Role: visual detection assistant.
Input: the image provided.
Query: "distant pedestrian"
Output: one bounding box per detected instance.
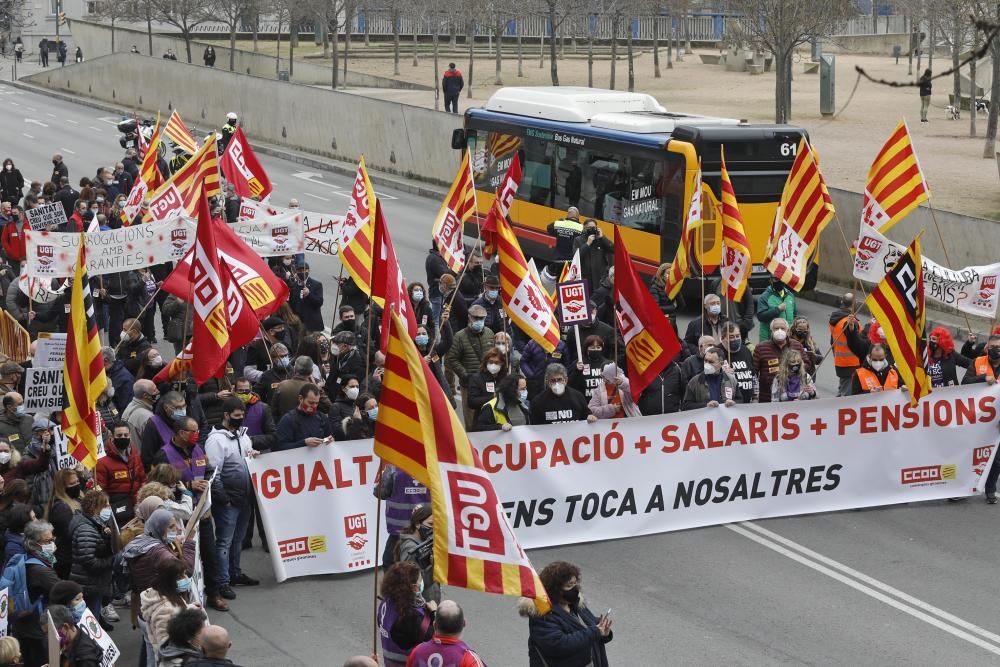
[39,38,48,67]
[130,44,139,54]
[203,46,216,67]
[56,40,66,65]
[74,46,82,63]
[442,63,464,114]
[919,68,932,123]
[13,38,22,63]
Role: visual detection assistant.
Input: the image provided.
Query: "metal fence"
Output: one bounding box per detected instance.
[192,12,906,41]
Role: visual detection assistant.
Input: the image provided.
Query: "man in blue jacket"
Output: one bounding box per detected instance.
[274,384,334,450]
[442,63,464,113]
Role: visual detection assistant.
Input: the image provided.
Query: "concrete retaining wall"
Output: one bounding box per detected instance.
[23,53,461,184]
[68,19,428,90]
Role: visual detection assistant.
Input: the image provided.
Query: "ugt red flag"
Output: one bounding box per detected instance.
[613,227,682,400]
[187,196,233,384]
[220,126,273,201]
[482,152,523,260]
[372,201,418,351]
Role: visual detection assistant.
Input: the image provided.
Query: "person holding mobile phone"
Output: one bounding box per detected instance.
[519,560,613,666]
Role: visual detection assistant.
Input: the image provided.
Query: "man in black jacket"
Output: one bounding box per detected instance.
[50,153,68,185]
[290,263,324,333]
[529,363,597,425]
[53,177,78,218]
[274,384,334,450]
[442,62,464,113]
[572,220,614,292]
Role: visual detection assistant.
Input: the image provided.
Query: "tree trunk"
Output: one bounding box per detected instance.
[971,32,978,137]
[549,13,558,84]
[252,10,259,52]
[683,4,692,54]
[393,10,400,75]
[468,20,475,98]
[344,6,352,88]
[627,17,634,92]
[928,21,934,70]
[184,34,192,63]
[276,14,282,76]
[675,14,683,62]
[450,17,457,48]
[412,20,418,67]
[667,13,673,70]
[983,35,1000,158]
[952,15,961,109]
[775,49,792,123]
[290,18,299,47]
[907,14,913,75]
[433,24,440,111]
[364,4,370,47]
[331,21,339,89]
[110,19,115,52]
[609,14,617,89]
[653,17,660,78]
[495,19,503,85]
[289,19,295,79]
[229,24,236,71]
[587,24,593,87]
[517,19,523,77]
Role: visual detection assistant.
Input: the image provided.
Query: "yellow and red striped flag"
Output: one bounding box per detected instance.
[765,138,835,291]
[865,234,931,405]
[143,135,221,222]
[139,113,163,190]
[497,216,561,352]
[486,131,522,163]
[374,310,551,614]
[163,110,198,155]
[431,151,477,273]
[558,247,582,284]
[61,238,108,468]
[665,163,705,300]
[340,157,377,298]
[718,146,751,301]
[861,120,929,234]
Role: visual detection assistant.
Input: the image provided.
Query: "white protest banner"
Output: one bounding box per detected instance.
[853,226,1000,318]
[25,216,194,279]
[26,202,67,230]
[228,211,305,257]
[250,384,1000,581]
[78,608,121,667]
[17,265,66,304]
[52,424,105,469]
[33,332,67,369]
[23,367,63,412]
[0,588,8,638]
[239,198,343,256]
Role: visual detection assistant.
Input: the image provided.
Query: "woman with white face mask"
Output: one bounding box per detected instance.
[588,362,642,419]
[68,489,116,626]
[466,348,509,420]
[13,520,62,666]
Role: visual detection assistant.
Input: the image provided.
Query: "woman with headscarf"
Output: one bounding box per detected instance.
[927,326,970,387]
[588,362,642,419]
[121,508,196,659]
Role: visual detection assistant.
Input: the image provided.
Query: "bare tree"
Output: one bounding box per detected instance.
[728,0,856,123]
[210,0,253,70]
[541,0,583,84]
[90,0,129,52]
[151,0,211,63]
[974,3,1000,157]
[344,0,356,87]
[489,0,518,85]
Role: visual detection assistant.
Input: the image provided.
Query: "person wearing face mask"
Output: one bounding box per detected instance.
[94,422,146,525]
[924,326,968,388]
[99,347,134,414]
[242,316,287,384]
[492,331,521,368]
[680,335,719,386]
[231,377,276,452]
[530,363,596,425]
[274,384,334,451]
[519,560,612,667]
[569,335,609,400]
[52,175,76,218]
[414,323,456,407]
[962,333,1000,386]
[44,468,83,580]
[789,316,823,372]
[457,251,485,303]
[520,336,572,401]
[408,282,434,330]
[66,199,90,234]
[445,305,495,427]
[588,362,641,419]
[397,505,441,605]
[328,331,365,396]
[571,301,616,364]
[139,558,201,665]
[0,392,32,448]
[683,347,739,410]
[1,429,51,487]
[466,348,508,419]
[117,317,152,371]
[719,322,756,404]
[471,275,505,334]
[139,390,188,468]
[331,304,360,337]
[374,464,430,570]
[378,560,436,667]
[252,342,291,404]
[844,318,894,366]
[851,344,899,396]
[122,378,158,443]
[48,580,87,625]
[438,273,470,332]
[341,393,380,440]
[472,373,530,432]
[0,158,24,205]
[68,489,116,626]
[10,520,61,666]
[48,603,104,666]
[206,398,260,598]
[829,292,862,397]
[772,350,817,402]
[289,262,325,333]
[572,219,614,293]
[752,319,810,403]
[330,375,363,439]
[756,276,796,342]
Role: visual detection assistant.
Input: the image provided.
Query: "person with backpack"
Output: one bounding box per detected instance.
[8,520,59,667]
[2,503,33,564]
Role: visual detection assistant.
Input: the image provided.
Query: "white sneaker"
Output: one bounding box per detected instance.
[102,604,120,623]
[111,592,130,608]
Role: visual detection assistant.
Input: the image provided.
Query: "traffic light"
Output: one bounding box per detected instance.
[57,11,66,25]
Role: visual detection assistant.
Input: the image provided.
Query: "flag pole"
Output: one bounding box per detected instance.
[925,201,975,336]
[112,282,166,356]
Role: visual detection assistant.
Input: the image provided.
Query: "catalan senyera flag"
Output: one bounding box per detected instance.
[340,157,377,298]
[497,216,561,352]
[614,227,682,400]
[559,247,582,284]
[527,258,557,313]
[665,164,705,300]
[865,235,931,406]
[139,114,163,191]
[861,120,929,234]
[765,138,835,291]
[374,310,551,614]
[432,151,477,273]
[373,201,418,351]
[61,239,108,468]
[164,110,198,155]
[144,135,221,222]
[153,343,192,384]
[486,131,522,163]
[482,152,523,259]
[718,146,751,301]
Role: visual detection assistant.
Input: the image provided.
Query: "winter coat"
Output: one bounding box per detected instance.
[519,598,613,667]
[157,641,204,667]
[69,512,115,596]
[274,409,333,451]
[445,326,496,388]
[571,233,614,294]
[637,361,685,415]
[12,561,59,640]
[49,498,76,577]
[140,588,198,659]
[105,358,135,412]
[398,531,440,604]
[0,167,24,203]
[755,286,797,341]
[466,369,507,413]
[682,371,740,410]
[126,539,196,595]
[64,627,103,667]
[529,387,590,425]
[289,276,324,333]
[683,312,729,350]
[204,426,253,506]
[441,68,465,96]
[588,378,642,418]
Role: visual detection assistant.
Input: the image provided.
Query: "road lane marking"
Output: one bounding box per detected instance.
[728,522,1000,656]
[22,133,33,139]
[60,148,76,155]
[65,119,78,124]
[304,193,330,202]
[46,113,56,118]
[88,126,102,132]
[25,106,35,111]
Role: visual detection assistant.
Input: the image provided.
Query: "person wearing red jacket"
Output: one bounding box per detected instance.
[94,422,146,524]
[0,212,27,263]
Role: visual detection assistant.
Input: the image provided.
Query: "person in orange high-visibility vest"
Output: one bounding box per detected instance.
[962,334,1000,503]
[850,344,899,395]
[829,292,861,397]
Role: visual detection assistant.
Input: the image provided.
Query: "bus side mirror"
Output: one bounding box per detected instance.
[451,129,466,150]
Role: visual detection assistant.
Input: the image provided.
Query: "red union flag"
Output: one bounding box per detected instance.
[614,227,682,400]
[482,153,523,259]
[148,183,184,221]
[220,126,273,200]
[188,196,231,383]
[374,310,551,614]
[372,201,418,351]
[432,150,476,272]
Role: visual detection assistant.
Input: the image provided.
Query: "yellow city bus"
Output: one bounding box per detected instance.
[453,87,815,299]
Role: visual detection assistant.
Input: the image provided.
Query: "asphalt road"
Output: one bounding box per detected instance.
[2,84,999,667]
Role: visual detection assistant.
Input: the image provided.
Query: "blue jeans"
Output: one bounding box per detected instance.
[212,501,251,585]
